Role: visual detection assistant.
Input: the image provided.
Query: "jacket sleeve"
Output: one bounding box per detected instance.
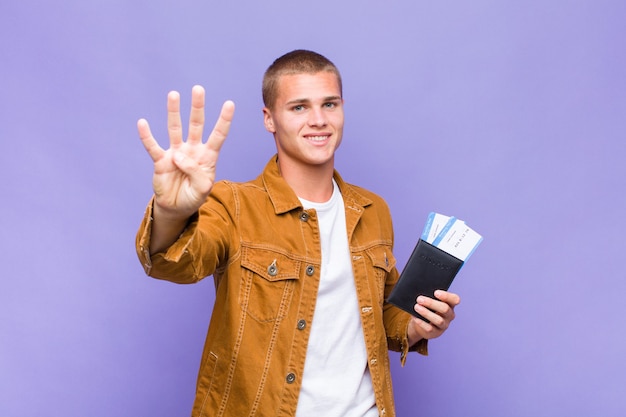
[134,183,235,284]
[383,266,429,365]
[376,197,429,364]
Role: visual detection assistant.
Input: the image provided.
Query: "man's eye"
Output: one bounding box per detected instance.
[324,102,337,108]
[293,105,304,112]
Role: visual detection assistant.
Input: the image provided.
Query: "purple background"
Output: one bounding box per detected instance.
[2,1,625,416]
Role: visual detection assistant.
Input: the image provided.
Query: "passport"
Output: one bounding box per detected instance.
[387,212,482,321]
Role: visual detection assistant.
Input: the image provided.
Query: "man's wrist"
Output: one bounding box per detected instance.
[407,318,424,347]
[149,200,194,254]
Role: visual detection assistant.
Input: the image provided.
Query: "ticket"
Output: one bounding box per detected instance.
[431,216,482,261]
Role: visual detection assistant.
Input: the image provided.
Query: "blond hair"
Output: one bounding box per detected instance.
[262,50,342,109]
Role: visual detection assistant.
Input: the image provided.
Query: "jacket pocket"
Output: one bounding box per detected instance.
[240,244,301,322]
[365,244,396,300]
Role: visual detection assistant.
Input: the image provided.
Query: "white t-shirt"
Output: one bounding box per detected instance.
[296,180,378,417]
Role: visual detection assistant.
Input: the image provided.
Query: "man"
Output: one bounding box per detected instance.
[136,50,460,417]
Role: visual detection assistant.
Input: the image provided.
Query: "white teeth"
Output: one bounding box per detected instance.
[308,136,328,141]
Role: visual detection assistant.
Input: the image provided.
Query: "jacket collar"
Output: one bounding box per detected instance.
[260,155,372,215]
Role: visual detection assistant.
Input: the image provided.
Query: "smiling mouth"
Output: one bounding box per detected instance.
[306,135,330,142]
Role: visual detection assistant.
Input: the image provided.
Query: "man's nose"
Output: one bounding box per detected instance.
[308,107,328,127]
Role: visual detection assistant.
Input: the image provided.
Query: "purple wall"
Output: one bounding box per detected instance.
[2,1,625,415]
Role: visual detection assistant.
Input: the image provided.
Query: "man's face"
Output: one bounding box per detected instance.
[263,71,344,172]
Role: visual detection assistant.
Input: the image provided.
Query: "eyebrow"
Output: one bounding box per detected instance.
[285,95,342,106]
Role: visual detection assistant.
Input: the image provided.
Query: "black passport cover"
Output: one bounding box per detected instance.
[387,239,464,322]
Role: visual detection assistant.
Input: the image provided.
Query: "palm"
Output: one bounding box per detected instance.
[151,144,214,213]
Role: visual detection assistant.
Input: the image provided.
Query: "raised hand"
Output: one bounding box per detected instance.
[137,85,235,253]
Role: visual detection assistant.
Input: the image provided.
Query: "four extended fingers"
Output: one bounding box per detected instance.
[139,86,234,156]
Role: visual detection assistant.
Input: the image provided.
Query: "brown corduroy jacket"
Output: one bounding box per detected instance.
[136,156,426,417]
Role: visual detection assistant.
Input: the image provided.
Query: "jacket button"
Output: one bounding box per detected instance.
[299,212,309,222]
[305,265,315,276]
[286,373,296,384]
[267,260,278,276]
[297,319,306,330]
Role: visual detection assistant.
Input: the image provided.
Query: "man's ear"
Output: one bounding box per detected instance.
[263,107,276,133]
